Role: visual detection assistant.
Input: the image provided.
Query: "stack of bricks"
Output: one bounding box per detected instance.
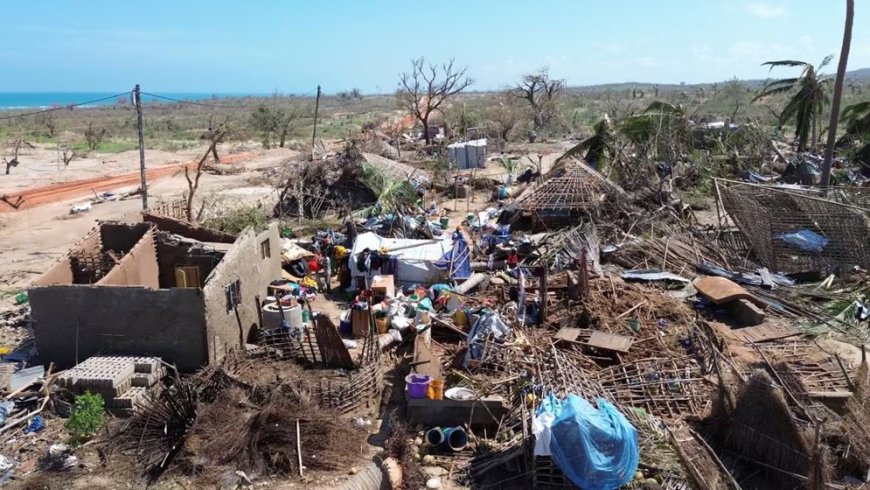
[58,355,164,412]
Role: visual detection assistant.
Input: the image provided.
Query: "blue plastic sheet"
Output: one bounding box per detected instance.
[25,415,44,434]
[548,395,639,490]
[777,229,828,253]
[434,235,471,280]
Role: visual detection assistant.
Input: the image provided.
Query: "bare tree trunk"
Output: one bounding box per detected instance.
[279,128,288,148]
[185,138,222,222]
[422,117,431,146]
[821,0,854,188]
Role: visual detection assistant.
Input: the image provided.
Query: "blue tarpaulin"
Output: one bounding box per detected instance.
[777,229,829,253]
[546,395,639,490]
[435,236,471,280]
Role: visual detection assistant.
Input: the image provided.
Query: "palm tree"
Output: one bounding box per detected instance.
[821,0,855,188]
[753,57,833,152]
[558,114,618,170]
[838,101,870,175]
[619,101,689,161]
[839,101,870,142]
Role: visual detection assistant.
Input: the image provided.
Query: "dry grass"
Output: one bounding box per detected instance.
[384,418,426,490]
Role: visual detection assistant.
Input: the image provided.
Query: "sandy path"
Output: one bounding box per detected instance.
[0,148,294,292]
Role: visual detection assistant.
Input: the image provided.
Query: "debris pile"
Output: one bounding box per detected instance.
[5,141,870,490]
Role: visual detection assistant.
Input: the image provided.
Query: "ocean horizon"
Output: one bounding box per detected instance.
[0,91,278,109]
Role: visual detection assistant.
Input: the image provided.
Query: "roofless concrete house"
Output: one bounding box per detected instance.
[28,219,281,371]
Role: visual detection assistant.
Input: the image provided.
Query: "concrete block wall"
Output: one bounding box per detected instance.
[203,223,281,365]
[29,286,208,371]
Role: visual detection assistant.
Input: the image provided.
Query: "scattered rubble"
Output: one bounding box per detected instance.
[3,135,870,490]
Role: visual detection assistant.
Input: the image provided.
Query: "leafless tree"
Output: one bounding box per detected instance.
[185,124,231,222]
[514,67,565,130]
[3,135,35,175]
[397,57,473,145]
[487,91,523,142]
[57,131,79,166]
[83,122,107,151]
[39,113,57,138]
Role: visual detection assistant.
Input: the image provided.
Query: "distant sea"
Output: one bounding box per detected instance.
[0,92,265,109]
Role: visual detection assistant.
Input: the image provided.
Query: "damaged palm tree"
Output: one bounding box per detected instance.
[356,164,421,217]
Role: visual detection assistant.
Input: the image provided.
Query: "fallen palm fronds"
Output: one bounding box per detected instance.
[116,379,200,481]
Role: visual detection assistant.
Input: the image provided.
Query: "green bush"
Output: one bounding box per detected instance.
[66,392,105,442]
[202,204,270,235]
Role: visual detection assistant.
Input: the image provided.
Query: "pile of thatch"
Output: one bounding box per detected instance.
[720,370,814,488]
[111,355,370,482]
[274,156,377,219]
[187,386,367,476]
[840,363,870,477]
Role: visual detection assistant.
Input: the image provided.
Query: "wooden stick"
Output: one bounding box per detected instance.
[834,353,856,392]
[296,419,304,477]
[688,428,744,490]
[615,300,647,320]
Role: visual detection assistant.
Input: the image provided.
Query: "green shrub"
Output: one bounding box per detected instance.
[66,392,105,442]
[202,204,270,235]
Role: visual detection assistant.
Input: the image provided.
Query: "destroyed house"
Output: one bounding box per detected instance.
[516,158,621,232]
[28,220,281,371]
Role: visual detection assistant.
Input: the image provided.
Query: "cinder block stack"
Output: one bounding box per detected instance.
[58,355,164,412]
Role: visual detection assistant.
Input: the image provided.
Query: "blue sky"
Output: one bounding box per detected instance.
[2,1,867,93]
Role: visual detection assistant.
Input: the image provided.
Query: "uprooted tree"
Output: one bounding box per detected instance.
[397,57,473,146]
[185,124,232,222]
[513,66,565,131]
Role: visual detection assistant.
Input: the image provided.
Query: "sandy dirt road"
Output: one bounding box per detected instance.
[0,147,294,292]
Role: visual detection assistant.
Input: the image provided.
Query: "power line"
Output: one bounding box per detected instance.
[142,91,318,109]
[140,92,264,109]
[0,92,133,121]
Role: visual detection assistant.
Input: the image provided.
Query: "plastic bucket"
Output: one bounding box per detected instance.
[425,427,445,446]
[283,306,304,331]
[440,216,449,230]
[443,427,468,452]
[405,374,432,399]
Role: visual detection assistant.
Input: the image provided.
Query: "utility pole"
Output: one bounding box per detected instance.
[311,85,321,160]
[133,84,148,210]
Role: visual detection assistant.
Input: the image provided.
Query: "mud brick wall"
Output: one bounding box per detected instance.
[97,228,160,288]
